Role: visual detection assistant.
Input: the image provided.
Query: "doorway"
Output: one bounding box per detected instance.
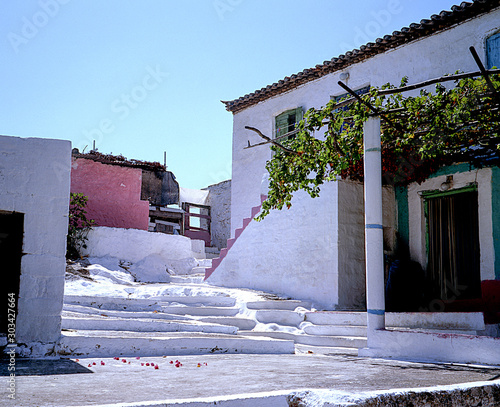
[425,187,481,302]
[0,212,24,335]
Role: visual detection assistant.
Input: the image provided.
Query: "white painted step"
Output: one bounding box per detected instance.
[64,295,165,312]
[295,344,358,356]
[240,331,366,349]
[62,304,192,321]
[304,311,485,331]
[61,316,237,335]
[386,312,485,331]
[197,259,212,268]
[305,311,367,326]
[386,327,479,335]
[56,331,295,357]
[65,294,236,309]
[169,274,205,284]
[246,300,311,310]
[161,305,239,317]
[197,316,257,331]
[255,310,306,327]
[302,324,367,337]
[149,295,236,307]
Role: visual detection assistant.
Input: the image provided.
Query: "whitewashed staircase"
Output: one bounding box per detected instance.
[57,294,295,357]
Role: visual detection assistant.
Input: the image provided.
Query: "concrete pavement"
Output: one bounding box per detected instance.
[1,352,500,406]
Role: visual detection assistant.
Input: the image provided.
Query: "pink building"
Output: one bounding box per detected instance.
[70,152,150,230]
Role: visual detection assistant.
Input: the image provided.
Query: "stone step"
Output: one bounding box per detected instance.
[295,343,359,356]
[302,324,367,337]
[239,331,367,349]
[255,310,306,327]
[205,252,220,259]
[246,300,312,311]
[161,305,240,317]
[385,312,485,331]
[61,316,237,335]
[304,311,485,331]
[169,274,205,284]
[305,311,367,326]
[386,327,479,335]
[62,304,192,321]
[151,295,236,307]
[56,331,295,357]
[197,259,213,268]
[197,316,257,331]
[65,294,236,310]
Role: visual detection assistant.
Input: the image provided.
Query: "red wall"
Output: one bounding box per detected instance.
[71,158,149,230]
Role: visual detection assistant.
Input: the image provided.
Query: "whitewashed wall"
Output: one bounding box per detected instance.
[207,184,340,309]
[83,226,205,263]
[0,135,71,346]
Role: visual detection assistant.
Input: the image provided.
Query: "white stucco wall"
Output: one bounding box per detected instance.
[207,183,339,309]
[228,8,499,305]
[82,226,202,263]
[407,167,495,281]
[205,180,231,250]
[0,135,71,345]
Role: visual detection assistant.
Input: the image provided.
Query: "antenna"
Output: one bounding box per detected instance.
[93,140,96,151]
[164,151,167,168]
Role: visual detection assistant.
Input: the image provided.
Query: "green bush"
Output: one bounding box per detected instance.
[67,193,95,259]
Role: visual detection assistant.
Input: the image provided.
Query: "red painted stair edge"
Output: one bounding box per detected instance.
[204,195,267,280]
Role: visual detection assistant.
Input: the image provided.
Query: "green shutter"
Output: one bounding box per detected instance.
[487,32,500,69]
[275,111,290,138]
[274,107,303,139]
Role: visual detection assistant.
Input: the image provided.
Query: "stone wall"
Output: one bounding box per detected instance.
[0,135,71,346]
[205,180,231,250]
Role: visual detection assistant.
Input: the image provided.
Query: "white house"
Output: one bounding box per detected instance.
[207,0,500,318]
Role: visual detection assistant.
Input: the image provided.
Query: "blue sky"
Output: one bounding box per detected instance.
[1,0,457,189]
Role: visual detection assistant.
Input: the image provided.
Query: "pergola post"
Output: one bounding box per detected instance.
[363,116,385,339]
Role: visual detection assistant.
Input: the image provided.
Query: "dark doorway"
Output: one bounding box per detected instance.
[0,212,24,335]
[425,189,481,302]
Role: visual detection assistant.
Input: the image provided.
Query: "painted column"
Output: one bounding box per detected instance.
[363,116,385,338]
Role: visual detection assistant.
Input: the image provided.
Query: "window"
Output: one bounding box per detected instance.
[487,32,500,69]
[274,107,303,139]
[332,85,370,112]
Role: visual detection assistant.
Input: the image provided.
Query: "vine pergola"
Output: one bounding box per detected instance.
[245,46,500,220]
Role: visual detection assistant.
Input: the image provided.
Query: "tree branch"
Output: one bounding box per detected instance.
[245,126,299,154]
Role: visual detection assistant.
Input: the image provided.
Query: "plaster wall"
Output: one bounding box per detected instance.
[82,226,200,264]
[231,8,500,236]
[407,167,495,281]
[205,180,231,250]
[71,158,149,231]
[0,135,71,344]
[207,184,339,309]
